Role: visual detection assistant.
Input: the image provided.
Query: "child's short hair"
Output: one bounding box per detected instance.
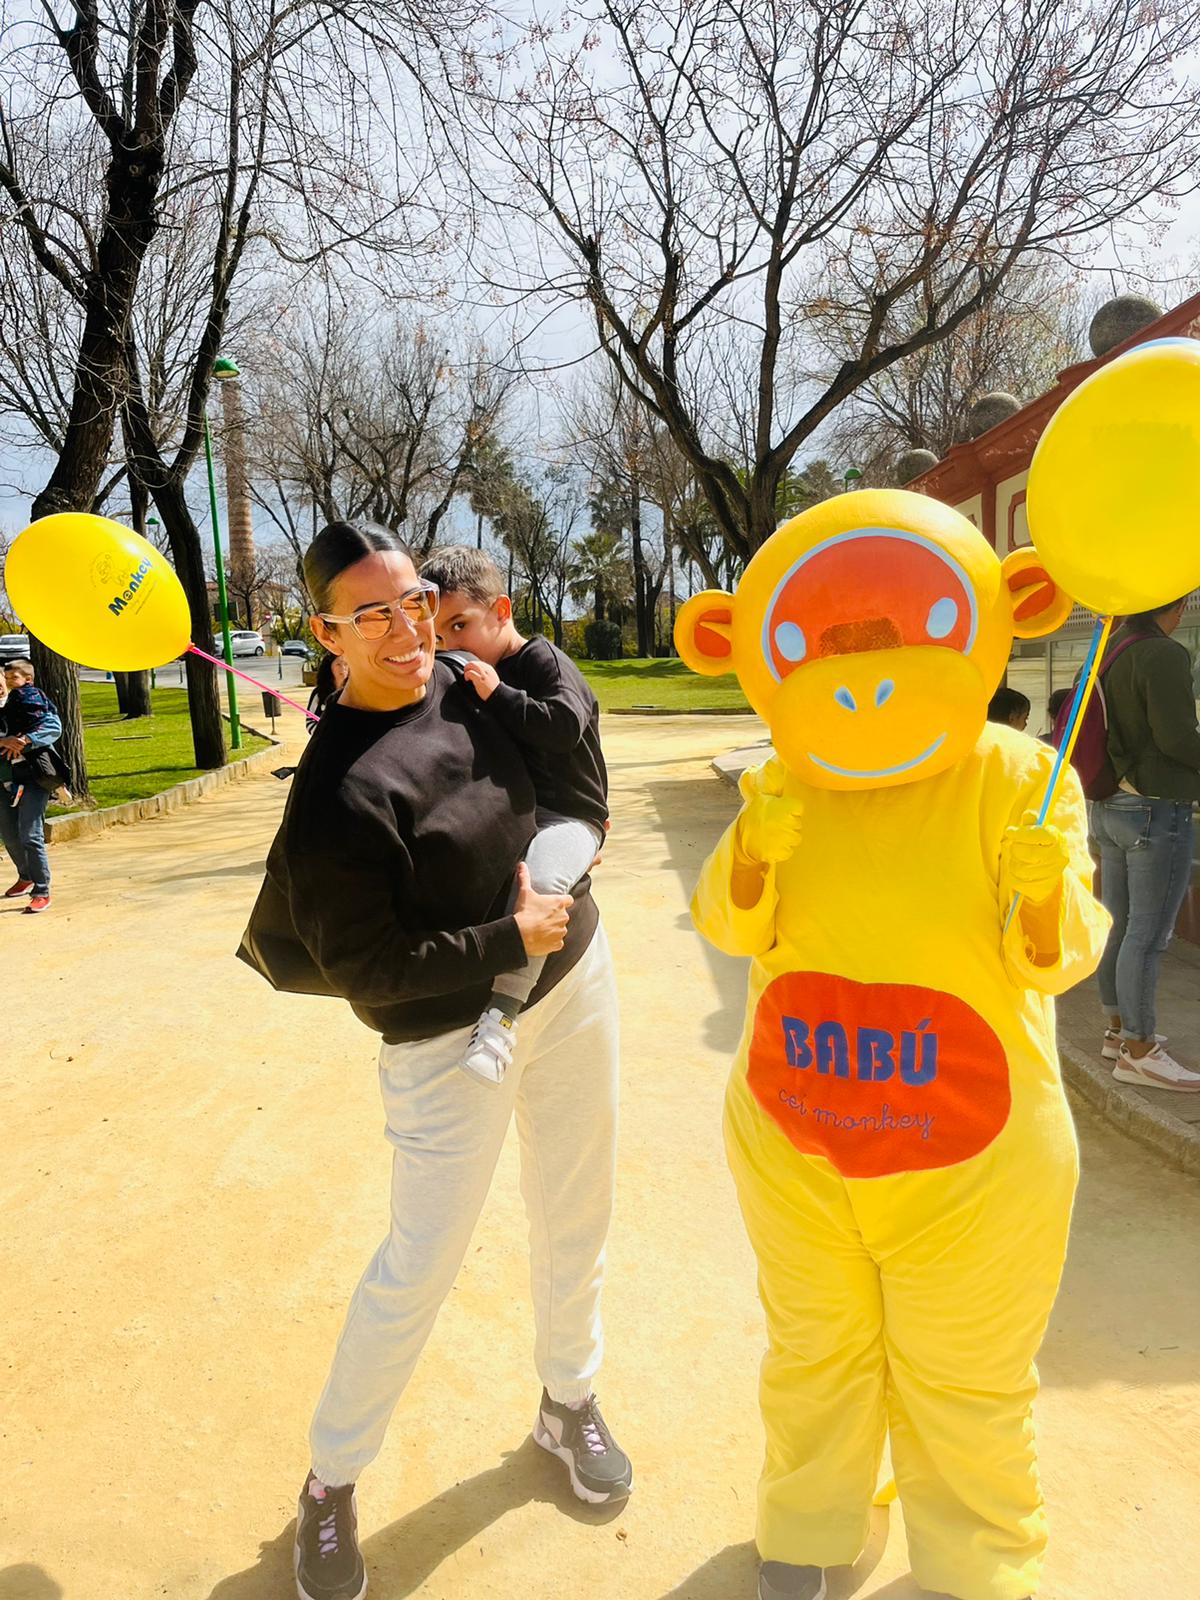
[5,658,34,679]
[421,545,506,606]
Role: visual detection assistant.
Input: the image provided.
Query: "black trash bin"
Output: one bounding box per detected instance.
[261,691,283,718]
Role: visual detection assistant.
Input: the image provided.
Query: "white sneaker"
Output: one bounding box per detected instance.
[1113,1044,1200,1093]
[1102,1028,1166,1061]
[459,1007,516,1086]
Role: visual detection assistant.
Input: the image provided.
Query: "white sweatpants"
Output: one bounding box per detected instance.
[309,924,619,1487]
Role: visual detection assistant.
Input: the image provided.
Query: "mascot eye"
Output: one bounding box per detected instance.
[774,621,806,662]
[925,597,958,640]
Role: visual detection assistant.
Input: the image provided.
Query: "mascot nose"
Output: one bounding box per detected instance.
[835,679,895,713]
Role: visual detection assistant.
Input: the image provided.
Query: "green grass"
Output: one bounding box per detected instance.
[576,657,752,711]
[50,683,271,814]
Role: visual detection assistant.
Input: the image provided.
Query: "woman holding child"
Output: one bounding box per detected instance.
[273,521,629,1600]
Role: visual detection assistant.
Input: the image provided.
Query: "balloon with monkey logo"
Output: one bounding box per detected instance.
[677,486,1112,1600]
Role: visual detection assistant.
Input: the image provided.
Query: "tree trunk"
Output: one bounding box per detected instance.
[630,478,650,657]
[26,636,90,803]
[120,479,154,717]
[152,476,225,769]
[220,378,256,623]
[666,515,677,655]
[121,670,153,718]
[24,137,169,802]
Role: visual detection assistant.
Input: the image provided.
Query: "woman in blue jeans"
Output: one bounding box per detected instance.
[1091,596,1200,1091]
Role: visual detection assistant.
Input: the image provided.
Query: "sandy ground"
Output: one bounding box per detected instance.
[3,710,1199,1600]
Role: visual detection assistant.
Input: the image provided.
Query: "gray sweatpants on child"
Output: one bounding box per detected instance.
[497,809,606,1004]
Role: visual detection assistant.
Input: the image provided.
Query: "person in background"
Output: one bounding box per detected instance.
[1091,595,1200,1091]
[0,659,63,914]
[987,685,1031,731]
[1041,687,1072,745]
[306,651,349,730]
[420,545,608,1086]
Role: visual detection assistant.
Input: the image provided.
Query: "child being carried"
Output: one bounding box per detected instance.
[421,546,609,1086]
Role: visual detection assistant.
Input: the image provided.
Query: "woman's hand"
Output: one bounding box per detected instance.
[513,861,573,955]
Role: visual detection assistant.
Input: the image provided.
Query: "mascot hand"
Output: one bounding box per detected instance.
[736,757,804,865]
[1001,813,1070,905]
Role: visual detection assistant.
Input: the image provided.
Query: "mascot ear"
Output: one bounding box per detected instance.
[674,590,738,676]
[1002,549,1075,640]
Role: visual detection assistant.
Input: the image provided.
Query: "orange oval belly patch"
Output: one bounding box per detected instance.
[748,971,1011,1177]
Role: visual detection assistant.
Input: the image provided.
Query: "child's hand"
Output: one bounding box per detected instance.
[463,660,500,700]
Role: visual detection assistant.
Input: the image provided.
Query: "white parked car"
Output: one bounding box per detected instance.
[0,633,31,664]
[229,630,266,657]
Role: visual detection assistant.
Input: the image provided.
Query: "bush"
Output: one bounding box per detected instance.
[583,619,623,660]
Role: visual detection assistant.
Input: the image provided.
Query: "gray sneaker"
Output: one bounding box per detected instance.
[533,1390,633,1504]
[758,1564,827,1600]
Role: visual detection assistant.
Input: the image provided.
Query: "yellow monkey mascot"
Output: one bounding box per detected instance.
[678,491,1110,1600]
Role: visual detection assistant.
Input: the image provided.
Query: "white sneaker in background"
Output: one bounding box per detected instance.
[1113,1043,1200,1093]
[1102,1028,1166,1061]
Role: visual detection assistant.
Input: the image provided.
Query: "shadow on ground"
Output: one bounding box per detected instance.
[207,1439,623,1600]
[0,1567,63,1600]
[646,770,750,1053]
[658,1502,895,1598]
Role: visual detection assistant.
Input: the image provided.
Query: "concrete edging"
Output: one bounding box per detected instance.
[608,705,758,716]
[1060,1040,1200,1179]
[46,722,281,845]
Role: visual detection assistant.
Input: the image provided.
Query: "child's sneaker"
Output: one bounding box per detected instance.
[294,1473,366,1600]
[1102,1028,1165,1060]
[1113,1043,1200,1092]
[460,1007,516,1086]
[3,879,32,898]
[533,1390,632,1504]
[25,894,50,914]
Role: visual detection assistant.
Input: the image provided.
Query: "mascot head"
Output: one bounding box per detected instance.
[674,489,1071,792]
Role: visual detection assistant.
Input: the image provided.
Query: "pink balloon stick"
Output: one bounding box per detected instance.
[185,644,319,722]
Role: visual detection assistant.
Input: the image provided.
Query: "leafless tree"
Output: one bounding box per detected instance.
[1,0,457,782]
[821,262,1093,474]
[247,294,517,576]
[452,0,1200,565]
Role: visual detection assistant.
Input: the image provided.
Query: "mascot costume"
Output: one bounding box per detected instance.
[677,488,1108,1600]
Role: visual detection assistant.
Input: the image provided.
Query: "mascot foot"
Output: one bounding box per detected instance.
[758,1563,827,1600]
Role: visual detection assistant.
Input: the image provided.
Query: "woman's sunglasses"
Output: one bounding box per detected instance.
[319,581,440,640]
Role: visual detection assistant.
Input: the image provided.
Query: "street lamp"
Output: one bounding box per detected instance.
[203,354,241,750]
[843,467,863,490]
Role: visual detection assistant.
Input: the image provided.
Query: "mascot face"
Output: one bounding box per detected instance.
[674,490,1073,791]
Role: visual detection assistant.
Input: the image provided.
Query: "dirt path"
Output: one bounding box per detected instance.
[3,711,1198,1600]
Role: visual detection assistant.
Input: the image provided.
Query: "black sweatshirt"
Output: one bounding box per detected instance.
[280,661,598,1042]
[486,635,609,829]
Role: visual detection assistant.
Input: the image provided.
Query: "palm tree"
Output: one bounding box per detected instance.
[569,529,632,625]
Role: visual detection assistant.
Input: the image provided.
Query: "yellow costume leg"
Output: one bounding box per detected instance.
[871,1138,1078,1600]
[726,1100,888,1568]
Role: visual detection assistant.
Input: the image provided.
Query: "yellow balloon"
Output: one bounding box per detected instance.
[6,513,191,671]
[1027,337,1200,616]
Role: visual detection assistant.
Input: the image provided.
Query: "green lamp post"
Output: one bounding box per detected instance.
[843,467,863,490]
[203,355,241,750]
